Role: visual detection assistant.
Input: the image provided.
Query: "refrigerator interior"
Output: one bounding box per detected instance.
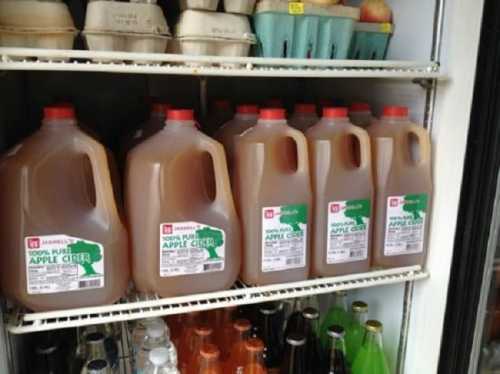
[0,0,485,372]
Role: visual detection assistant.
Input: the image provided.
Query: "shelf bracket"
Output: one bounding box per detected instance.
[412,78,435,90]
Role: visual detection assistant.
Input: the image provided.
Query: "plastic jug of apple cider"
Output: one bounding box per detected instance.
[214,104,259,172]
[349,103,375,128]
[205,100,234,135]
[233,108,312,286]
[125,109,241,297]
[289,104,319,132]
[0,106,129,312]
[367,106,432,268]
[306,107,373,277]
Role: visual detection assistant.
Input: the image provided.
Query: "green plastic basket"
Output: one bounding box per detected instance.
[349,22,393,60]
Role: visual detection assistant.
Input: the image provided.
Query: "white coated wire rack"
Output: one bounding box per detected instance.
[0,48,443,79]
[6,266,428,334]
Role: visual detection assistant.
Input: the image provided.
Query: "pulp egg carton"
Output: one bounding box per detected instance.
[174,10,256,66]
[254,0,359,59]
[179,0,256,15]
[83,0,171,62]
[0,0,77,51]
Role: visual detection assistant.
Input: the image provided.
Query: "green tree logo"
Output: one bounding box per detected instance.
[68,240,102,276]
[403,194,428,219]
[280,204,307,232]
[344,200,370,225]
[195,227,224,260]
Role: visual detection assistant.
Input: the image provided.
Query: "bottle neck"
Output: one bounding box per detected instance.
[334,294,347,311]
[257,119,287,127]
[164,119,197,130]
[235,113,258,121]
[199,357,221,372]
[328,336,347,371]
[86,341,106,361]
[380,115,409,125]
[42,118,78,130]
[363,331,383,350]
[303,318,319,337]
[353,311,368,325]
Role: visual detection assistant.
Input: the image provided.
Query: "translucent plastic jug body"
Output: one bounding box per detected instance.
[0,106,129,311]
[125,109,241,297]
[233,108,312,286]
[367,106,432,268]
[306,108,373,277]
[289,104,319,132]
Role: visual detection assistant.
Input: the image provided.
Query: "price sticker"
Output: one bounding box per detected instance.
[288,1,304,15]
[379,23,393,33]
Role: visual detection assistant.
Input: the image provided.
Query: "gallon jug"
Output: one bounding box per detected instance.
[0,106,129,311]
[205,100,233,135]
[125,109,241,297]
[367,106,432,268]
[349,103,375,128]
[214,104,259,173]
[289,104,319,132]
[233,108,312,285]
[306,107,373,277]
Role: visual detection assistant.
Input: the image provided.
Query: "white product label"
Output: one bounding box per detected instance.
[25,235,105,295]
[384,194,429,256]
[159,222,225,277]
[261,204,308,272]
[327,199,370,264]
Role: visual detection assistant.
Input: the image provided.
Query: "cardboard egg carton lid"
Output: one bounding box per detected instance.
[84,0,171,36]
[176,10,256,43]
[255,0,360,20]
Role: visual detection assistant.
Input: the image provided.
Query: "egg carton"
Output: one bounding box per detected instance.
[175,10,256,66]
[179,0,256,14]
[179,0,218,11]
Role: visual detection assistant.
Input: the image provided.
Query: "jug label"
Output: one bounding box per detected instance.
[327,199,370,264]
[25,235,105,295]
[261,204,307,272]
[159,222,225,277]
[384,194,429,256]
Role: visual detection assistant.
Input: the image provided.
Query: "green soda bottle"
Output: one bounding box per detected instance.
[320,291,351,347]
[352,320,390,374]
[345,301,368,365]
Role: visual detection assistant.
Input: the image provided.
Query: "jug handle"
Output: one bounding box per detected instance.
[284,128,309,174]
[76,140,119,221]
[199,139,234,207]
[403,126,432,166]
[346,127,371,169]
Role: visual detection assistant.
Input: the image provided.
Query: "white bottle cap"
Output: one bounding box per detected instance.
[149,347,169,366]
[147,323,164,339]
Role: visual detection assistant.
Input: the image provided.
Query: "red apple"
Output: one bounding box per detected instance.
[360,0,393,23]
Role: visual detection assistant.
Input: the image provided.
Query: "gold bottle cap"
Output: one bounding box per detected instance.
[352,301,368,313]
[365,320,383,333]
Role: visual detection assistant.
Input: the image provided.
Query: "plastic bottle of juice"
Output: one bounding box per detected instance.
[367,106,432,268]
[214,105,259,172]
[351,320,390,374]
[345,301,368,365]
[125,109,241,297]
[225,319,252,373]
[289,104,319,132]
[233,108,312,286]
[306,107,373,277]
[0,105,129,312]
[349,103,375,128]
[320,291,352,348]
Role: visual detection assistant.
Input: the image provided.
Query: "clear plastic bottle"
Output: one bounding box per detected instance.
[289,104,319,132]
[233,108,312,286]
[144,347,179,374]
[136,322,177,374]
[348,103,375,128]
[132,318,169,358]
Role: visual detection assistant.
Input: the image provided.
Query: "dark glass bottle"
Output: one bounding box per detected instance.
[302,307,323,374]
[257,302,284,371]
[326,325,347,374]
[33,341,64,374]
[284,298,305,340]
[280,333,307,374]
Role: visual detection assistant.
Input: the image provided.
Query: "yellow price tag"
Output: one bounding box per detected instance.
[288,1,304,15]
[379,23,393,33]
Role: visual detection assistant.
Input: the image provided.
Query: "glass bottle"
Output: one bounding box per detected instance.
[325,325,347,374]
[351,320,390,374]
[177,312,202,370]
[256,303,284,371]
[345,301,368,365]
[186,325,214,374]
[242,338,267,374]
[226,319,252,373]
[33,340,64,374]
[280,333,307,374]
[197,344,223,374]
[81,333,110,374]
[284,298,305,340]
[85,359,111,374]
[302,308,323,374]
[320,291,351,347]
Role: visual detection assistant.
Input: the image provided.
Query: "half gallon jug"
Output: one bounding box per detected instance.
[367,106,432,268]
[125,109,241,297]
[289,104,319,132]
[233,108,312,285]
[0,106,129,311]
[306,107,373,277]
[349,103,375,128]
[214,104,259,172]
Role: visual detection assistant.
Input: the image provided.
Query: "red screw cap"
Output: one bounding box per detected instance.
[295,103,317,114]
[237,105,259,115]
[349,103,371,112]
[167,109,194,121]
[260,108,286,120]
[383,106,409,117]
[43,105,75,120]
[323,107,348,118]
